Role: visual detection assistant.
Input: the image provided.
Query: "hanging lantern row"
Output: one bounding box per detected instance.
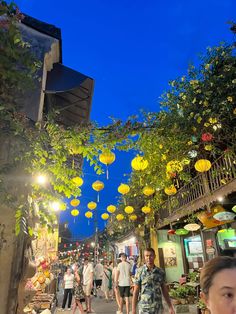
[99,150,116,179]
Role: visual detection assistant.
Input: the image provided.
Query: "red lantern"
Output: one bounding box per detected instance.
[168,229,176,235]
[64,244,67,248]
[76,242,79,246]
[201,133,213,142]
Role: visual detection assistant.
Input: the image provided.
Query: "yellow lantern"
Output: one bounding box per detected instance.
[70,199,80,207]
[87,201,97,210]
[166,160,183,173]
[131,156,149,171]
[143,186,155,196]
[164,185,177,196]
[116,214,124,221]
[99,150,116,179]
[71,209,79,222]
[71,177,83,187]
[141,206,151,214]
[124,206,134,214]
[101,213,109,220]
[85,211,93,219]
[107,205,116,214]
[118,184,130,195]
[92,180,104,202]
[129,214,137,221]
[194,159,212,172]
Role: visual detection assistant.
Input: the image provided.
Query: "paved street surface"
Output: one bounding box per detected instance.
[55,288,118,314]
[54,288,198,314]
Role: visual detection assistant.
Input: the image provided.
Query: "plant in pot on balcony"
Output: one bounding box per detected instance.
[176,285,191,304]
[185,286,196,304]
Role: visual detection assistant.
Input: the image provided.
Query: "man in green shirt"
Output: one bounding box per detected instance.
[132,248,175,314]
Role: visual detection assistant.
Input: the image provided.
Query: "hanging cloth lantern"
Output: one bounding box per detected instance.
[118,184,130,205]
[168,229,176,235]
[101,213,109,220]
[141,206,151,214]
[213,211,235,221]
[71,177,83,187]
[99,150,116,179]
[175,228,189,236]
[85,211,93,219]
[107,205,116,214]
[184,223,201,231]
[194,159,212,172]
[118,184,130,195]
[92,180,104,202]
[166,160,183,173]
[116,214,124,221]
[87,201,97,210]
[124,206,134,214]
[71,209,79,223]
[131,156,149,171]
[164,185,177,196]
[129,214,137,221]
[70,199,80,207]
[143,186,155,196]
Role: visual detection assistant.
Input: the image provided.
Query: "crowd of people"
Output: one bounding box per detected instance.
[59,249,236,314]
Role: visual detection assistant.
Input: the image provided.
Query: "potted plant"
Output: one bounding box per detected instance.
[169,288,181,305]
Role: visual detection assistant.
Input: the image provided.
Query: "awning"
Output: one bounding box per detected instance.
[44,63,94,126]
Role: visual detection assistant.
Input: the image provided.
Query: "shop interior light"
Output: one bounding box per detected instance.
[217,196,224,202]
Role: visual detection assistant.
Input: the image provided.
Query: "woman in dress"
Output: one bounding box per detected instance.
[200,256,236,314]
[72,265,85,314]
[101,263,112,302]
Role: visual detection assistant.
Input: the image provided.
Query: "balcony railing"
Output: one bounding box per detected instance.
[157,152,236,225]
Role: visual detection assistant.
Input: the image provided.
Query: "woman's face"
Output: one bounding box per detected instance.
[202,268,236,314]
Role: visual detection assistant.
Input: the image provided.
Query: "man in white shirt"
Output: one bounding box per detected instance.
[83,258,94,313]
[115,253,132,314]
[94,261,104,296]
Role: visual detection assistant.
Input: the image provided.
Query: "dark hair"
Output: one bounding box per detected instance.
[200,256,236,295]
[144,247,156,255]
[120,253,127,258]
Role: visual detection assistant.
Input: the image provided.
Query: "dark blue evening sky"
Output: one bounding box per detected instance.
[17,0,236,240]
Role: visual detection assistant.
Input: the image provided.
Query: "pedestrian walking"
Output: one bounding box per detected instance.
[112,259,122,314]
[61,267,74,311]
[72,265,85,314]
[94,261,104,297]
[132,247,175,314]
[82,257,94,313]
[115,253,132,314]
[101,263,112,301]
